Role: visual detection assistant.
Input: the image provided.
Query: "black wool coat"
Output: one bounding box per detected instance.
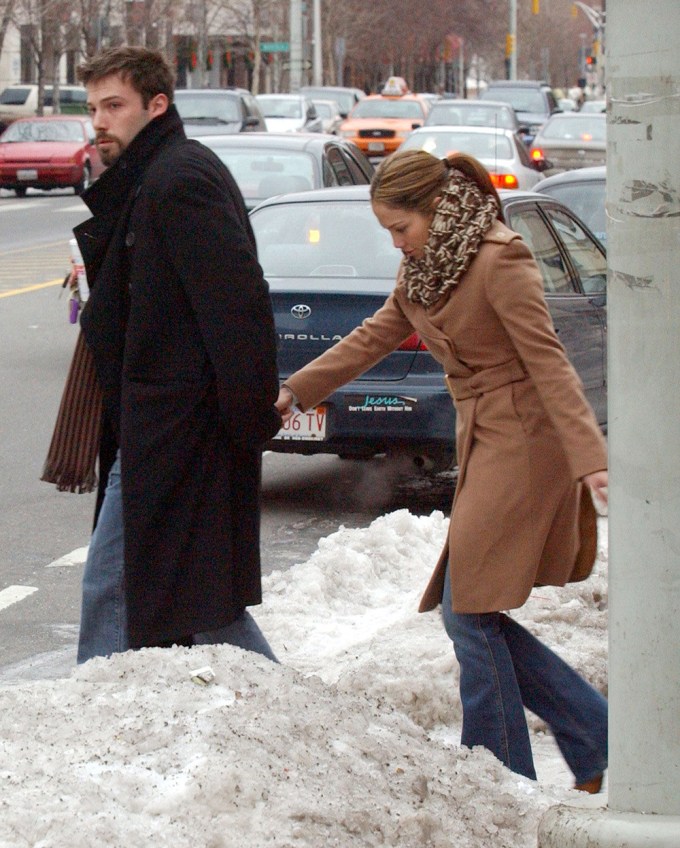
[74,106,281,648]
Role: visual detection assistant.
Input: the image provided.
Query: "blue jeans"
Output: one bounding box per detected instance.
[77,451,277,664]
[441,566,607,783]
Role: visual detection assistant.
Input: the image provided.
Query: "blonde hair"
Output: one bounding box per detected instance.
[371,149,504,223]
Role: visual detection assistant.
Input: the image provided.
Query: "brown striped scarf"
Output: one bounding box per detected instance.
[402,169,499,308]
[41,330,102,493]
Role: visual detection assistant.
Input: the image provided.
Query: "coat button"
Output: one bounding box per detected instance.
[125,232,135,247]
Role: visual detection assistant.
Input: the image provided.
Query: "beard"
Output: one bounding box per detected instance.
[96,136,122,167]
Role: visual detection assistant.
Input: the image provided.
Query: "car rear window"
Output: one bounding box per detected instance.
[252,201,401,279]
[541,116,606,141]
[483,88,546,114]
[175,93,241,122]
[1,119,84,142]
[207,148,315,204]
[403,131,513,160]
[351,99,424,120]
[0,87,30,105]
[428,103,515,130]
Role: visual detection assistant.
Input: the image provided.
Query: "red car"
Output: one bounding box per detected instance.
[0,115,105,197]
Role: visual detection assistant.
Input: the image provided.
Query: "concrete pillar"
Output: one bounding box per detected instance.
[538,1,680,844]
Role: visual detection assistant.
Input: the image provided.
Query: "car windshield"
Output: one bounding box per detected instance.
[402,130,513,160]
[204,147,316,204]
[175,94,241,123]
[542,116,606,141]
[252,200,402,279]
[313,102,334,118]
[303,89,355,114]
[428,104,515,129]
[483,88,545,113]
[350,99,424,120]
[257,97,302,119]
[1,120,83,142]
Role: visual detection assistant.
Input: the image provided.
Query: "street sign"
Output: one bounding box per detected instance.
[261,41,289,53]
[282,59,312,71]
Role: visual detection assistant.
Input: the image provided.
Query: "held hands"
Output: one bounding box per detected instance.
[275,385,296,423]
[583,469,608,509]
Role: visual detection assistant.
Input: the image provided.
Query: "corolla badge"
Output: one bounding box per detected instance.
[291,304,311,320]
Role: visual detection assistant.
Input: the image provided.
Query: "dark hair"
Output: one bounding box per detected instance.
[77,46,175,106]
[371,149,504,223]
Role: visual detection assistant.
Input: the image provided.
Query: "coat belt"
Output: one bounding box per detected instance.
[445,359,527,401]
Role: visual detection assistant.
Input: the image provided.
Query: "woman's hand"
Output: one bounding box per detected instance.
[275,385,296,423]
[583,469,608,508]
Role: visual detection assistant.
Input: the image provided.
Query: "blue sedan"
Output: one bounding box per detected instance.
[251,185,607,471]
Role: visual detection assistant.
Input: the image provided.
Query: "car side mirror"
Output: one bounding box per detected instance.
[533,157,553,172]
[411,122,422,130]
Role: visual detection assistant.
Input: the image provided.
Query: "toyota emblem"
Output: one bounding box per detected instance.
[291,304,311,320]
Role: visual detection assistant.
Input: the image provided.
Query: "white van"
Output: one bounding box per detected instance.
[0,84,88,130]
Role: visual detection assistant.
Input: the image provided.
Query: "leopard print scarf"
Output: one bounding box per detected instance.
[402,169,499,308]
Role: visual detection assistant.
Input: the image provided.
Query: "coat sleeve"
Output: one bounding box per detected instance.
[150,153,281,445]
[483,235,607,480]
[285,291,415,412]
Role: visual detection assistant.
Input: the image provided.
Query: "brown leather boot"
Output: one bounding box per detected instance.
[574,773,603,794]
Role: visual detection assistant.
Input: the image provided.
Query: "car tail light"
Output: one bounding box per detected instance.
[489,172,519,190]
[531,147,546,163]
[399,332,427,351]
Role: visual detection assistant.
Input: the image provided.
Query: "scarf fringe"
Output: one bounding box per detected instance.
[41,331,103,494]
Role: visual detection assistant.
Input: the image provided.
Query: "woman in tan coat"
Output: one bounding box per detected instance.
[275,150,608,791]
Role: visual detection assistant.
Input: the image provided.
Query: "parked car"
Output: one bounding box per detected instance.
[339,76,430,160]
[174,88,267,136]
[535,165,606,245]
[580,99,606,114]
[0,84,87,131]
[425,98,526,136]
[480,79,561,143]
[250,184,607,470]
[530,112,606,172]
[0,115,105,196]
[195,132,373,210]
[311,99,344,134]
[300,85,366,119]
[399,125,547,190]
[256,94,323,133]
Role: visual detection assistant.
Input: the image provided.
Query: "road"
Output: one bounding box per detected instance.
[0,188,455,683]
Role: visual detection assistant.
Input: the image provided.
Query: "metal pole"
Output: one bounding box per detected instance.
[289,0,302,92]
[312,0,322,86]
[539,1,680,841]
[509,0,517,80]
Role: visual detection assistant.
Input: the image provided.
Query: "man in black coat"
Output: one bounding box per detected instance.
[49,46,281,661]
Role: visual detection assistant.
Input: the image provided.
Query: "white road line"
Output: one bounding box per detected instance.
[46,546,88,568]
[0,202,42,213]
[0,585,38,612]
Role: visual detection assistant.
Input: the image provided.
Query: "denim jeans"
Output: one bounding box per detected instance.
[77,450,277,664]
[441,566,608,783]
[77,453,127,664]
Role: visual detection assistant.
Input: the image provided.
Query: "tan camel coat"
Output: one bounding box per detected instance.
[285,221,607,614]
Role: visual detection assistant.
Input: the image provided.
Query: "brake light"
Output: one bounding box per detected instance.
[531,147,545,162]
[399,332,427,351]
[489,172,519,190]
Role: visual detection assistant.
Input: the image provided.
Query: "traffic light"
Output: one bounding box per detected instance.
[585,52,596,68]
[532,0,540,14]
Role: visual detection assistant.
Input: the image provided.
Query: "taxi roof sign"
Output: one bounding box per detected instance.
[381,76,409,96]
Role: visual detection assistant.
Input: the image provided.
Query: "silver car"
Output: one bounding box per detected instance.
[399,125,547,190]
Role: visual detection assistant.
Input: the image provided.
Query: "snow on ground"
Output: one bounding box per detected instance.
[0,511,608,847]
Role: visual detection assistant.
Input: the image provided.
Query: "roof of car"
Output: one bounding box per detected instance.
[175,88,250,96]
[534,165,606,190]
[250,182,549,211]
[193,131,353,151]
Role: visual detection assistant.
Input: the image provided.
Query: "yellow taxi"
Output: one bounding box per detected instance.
[339,77,430,159]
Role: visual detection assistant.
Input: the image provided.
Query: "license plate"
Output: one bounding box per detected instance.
[275,406,326,441]
[367,141,385,152]
[17,169,38,180]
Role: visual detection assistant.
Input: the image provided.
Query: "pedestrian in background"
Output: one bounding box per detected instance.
[275,149,608,791]
[43,46,281,662]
